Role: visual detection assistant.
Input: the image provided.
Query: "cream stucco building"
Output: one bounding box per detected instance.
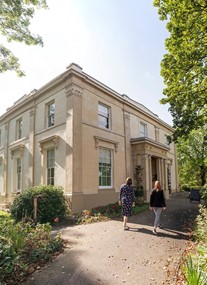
[0,63,178,213]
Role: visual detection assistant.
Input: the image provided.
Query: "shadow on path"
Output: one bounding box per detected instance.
[22,192,200,285]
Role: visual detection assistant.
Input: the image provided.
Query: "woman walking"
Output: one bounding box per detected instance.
[150,180,166,235]
[119,177,135,230]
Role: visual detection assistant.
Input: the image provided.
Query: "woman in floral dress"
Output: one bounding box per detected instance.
[119,177,135,230]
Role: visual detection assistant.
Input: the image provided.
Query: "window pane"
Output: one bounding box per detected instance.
[99,148,112,187]
[98,103,110,129]
[98,116,108,129]
[47,149,55,185]
[16,158,22,190]
[140,122,146,137]
[17,119,22,139]
[48,102,55,127]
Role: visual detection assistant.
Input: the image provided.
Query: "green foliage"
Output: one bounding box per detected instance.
[153,0,207,141]
[0,218,63,285]
[10,185,68,224]
[0,210,12,225]
[177,129,207,186]
[134,165,144,198]
[75,202,149,224]
[182,184,191,192]
[183,256,207,285]
[194,206,207,243]
[0,0,48,76]
[201,186,207,205]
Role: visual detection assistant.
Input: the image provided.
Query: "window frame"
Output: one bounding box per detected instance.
[47,148,55,185]
[98,103,111,130]
[47,101,55,128]
[164,134,170,146]
[16,157,22,191]
[16,118,23,140]
[139,121,147,137]
[98,147,113,189]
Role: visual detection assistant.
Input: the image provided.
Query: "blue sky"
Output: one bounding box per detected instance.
[0,0,172,124]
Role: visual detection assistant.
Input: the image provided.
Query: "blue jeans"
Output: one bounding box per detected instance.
[153,207,163,228]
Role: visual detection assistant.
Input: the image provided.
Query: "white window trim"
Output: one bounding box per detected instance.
[47,101,55,128]
[46,148,55,186]
[39,136,58,185]
[139,121,147,137]
[16,118,23,140]
[98,147,113,189]
[98,102,111,130]
[16,157,22,191]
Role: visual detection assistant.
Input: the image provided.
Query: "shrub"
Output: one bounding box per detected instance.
[201,185,207,206]
[194,206,207,243]
[0,219,64,284]
[182,184,191,192]
[75,201,149,224]
[10,185,68,224]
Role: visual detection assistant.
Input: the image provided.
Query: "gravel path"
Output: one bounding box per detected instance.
[23,192,199,285]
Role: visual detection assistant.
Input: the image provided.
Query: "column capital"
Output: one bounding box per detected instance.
[65,84,83,98]
[30,107,36,117]
[123,111,130,120]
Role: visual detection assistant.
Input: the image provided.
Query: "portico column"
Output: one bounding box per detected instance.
[141,154,150,202]
[164,159,169,198]
[123,112,133,178]
[157,158,161,181]
[161,159,165,186]
[148,155,152,191]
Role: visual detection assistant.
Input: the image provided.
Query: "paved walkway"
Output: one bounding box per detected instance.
[23,192,200,285]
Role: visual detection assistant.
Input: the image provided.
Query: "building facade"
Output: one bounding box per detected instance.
[0,63,178,213]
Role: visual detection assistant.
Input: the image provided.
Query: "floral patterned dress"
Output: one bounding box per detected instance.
[119,183,135,217]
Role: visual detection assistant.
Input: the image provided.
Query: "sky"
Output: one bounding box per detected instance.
[0,0,172,125]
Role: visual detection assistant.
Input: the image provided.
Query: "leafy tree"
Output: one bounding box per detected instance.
[0,0,48,76]
[153,0,207,141]
[177,129,207,186]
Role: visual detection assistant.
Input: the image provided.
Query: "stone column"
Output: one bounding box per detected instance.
[157,158,161,181]
[164,159,169,198]
[160,159,165,184]
[3,123,8,196]
[65,84,83,194]
[123,111,133,178]
[141,154,150,202]
[28,107,36,187]
[148,155,152,191]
